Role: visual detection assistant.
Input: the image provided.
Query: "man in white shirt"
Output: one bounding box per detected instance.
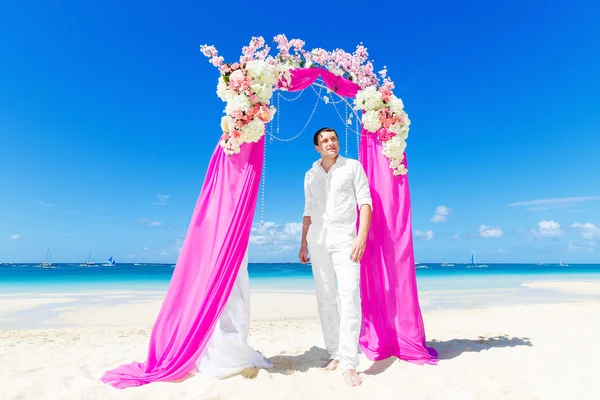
[298,127,372,387]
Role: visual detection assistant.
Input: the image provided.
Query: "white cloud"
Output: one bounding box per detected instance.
[414,230,434,241]
[250,222,302,247]
[530,220,563,237]
[10,234,20,240]
[153,195,171,206]
[37,201,55,207]
[479,225,503,238]
[451,234,461,240]
[140,218,162,227]
[489,248,509,254]
[509,196,600,207]
[248,221,304,259]
[571,223,600,239]
[430,206,452,223]
[568,241,596,252]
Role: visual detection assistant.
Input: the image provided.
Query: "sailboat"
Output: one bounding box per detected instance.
[560,259,569,266]
[468,252,488,268]
[80,253,95,267]
[41,249,56,268]
[103,256,116,266]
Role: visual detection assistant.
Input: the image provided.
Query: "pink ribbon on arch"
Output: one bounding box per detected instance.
[280,67,360,97]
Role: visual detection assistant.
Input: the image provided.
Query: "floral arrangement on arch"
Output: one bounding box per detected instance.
[200,35,411,175]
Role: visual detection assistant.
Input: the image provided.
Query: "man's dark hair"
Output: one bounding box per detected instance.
[313,127,338,146]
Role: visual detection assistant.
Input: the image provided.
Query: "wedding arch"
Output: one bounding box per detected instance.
[101,35,437,389]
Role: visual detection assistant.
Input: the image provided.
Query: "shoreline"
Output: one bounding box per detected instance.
[1,280,599,330]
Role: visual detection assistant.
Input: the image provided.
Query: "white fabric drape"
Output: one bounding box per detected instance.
[194,252,272,379]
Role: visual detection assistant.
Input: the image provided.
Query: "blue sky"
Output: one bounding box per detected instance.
[1,0,599,264]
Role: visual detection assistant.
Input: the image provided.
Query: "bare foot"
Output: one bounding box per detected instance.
[322,359,339,371]
[342,369,363,387]
[239,366,259,379]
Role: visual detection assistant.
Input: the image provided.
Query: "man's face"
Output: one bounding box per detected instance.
[315,130,339,159]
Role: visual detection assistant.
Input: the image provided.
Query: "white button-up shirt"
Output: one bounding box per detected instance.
[303,155,372,245]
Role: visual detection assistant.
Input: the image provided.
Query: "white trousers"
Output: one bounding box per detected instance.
[308,232,362,372]
[195,252,272,379]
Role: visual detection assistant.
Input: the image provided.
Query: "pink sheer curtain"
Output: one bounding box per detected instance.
[101,67,435,390]
[100,139,264,388]
[287,68,436,364]
[358,130,438,364]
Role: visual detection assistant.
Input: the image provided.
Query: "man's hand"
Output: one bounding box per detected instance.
[350,235,367,262]
[298,245,310,264]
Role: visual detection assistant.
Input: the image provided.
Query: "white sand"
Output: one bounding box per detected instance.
[0,298,78,314]
[1,283,600,399]
[522,280,600,296]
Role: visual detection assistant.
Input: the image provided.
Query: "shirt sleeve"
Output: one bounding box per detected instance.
[303,172,312,217]
[353,162,372,211]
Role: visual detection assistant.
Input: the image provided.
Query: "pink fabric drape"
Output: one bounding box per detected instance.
[282,68,360,97]
[101,67,435,390]
[286,69,436,364]
[358,130,438,364]
[100,139,264,388]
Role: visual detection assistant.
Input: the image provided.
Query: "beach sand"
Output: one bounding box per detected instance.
[1,282,600,399]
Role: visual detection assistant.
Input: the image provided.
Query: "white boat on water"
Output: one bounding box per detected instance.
[560,260,569,266]
[467,252,488,268]
[80,253,95,267]
[40,249,56,268]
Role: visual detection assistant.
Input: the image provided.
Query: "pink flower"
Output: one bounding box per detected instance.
[380,87,393,103]
[256,105,271,122]
[376,128,395,142]
[231,62,240,70]
[289,39,305,51]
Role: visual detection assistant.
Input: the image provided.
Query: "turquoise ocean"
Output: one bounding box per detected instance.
[2,262,599,295]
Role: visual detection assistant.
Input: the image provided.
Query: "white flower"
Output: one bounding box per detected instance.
[246,60,278,87]
[251,83,274,103]
[224,88,237,103]
[220,115,235,132]
[276,64,293,88]
[229,69,245,83]
[225,94,251,114]
[241,117,266,143]
[327,64,345,76]
[387,95,404,114]
[216,77,228,101]
[382,135,408,176]
[362,110,382,132]
[354,86,384,111]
